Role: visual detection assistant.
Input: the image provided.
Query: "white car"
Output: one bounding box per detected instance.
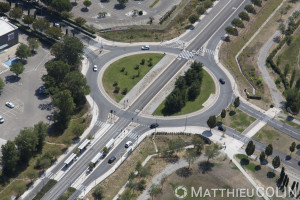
[125,141,133,148]
[141,45,150,50]
[54,23,60,27]
[93,65,98,71]
[5,102,14,108]
[0,116,4,123]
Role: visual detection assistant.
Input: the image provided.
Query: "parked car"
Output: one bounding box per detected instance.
[0,116,4,123]
[108,156,116,164]
[93,65,98,71]
[38,86,46,94]
[150,123,159,129]
[141,45,150,50]
[54,23,60,27]
[219,78,225,84]
[5,102,14,108]
[125,141,133,148]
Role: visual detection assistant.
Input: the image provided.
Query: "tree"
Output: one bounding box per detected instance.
[265,144,273,158]
[0,2,11,13]
[103,146,108,154]
[63,71,90,105]
[259,151,265,164]
[189,14,199,24]
[175,76,186,89]
[188,81,200,101]
[32,18,50,32]
[23,15,34,26]
[61,11,73,19]
[135,161,142,174]
[119,189,136,200]
[285,88,300,114]
[205,144,220,163]
[231,18,244,28]
[192,135,204,153]
[290,69,296,88]
[207,115,217,131]
[203,0,213,8]
[26,168,38,183]
[148,184,161,200]
[72,123,85,138]
[9,7,22,19]
[28,38,41,52]
[51,36,84,66]
[239,11,250,21]
[0,77,5,93]
[289,142,296,156]
[15,127,38,163]
[83,0,92,9]
[10,62,25,77]
[74,17,86,26]
[196,6,205,15]
[272,156,280,172]
[245,140,255,157]
[251,0,262,7]
[36,157,51,170]
[46,26,63,39]
[160,174,167,190]
[278,23,286,35]
[225,26,237,36]
[14,183,26,197]
[53,90,75,130]
[245,5,256,14]
[183,149,197,168]
[34,121,48,152]
[284,64,290,76]
[233,97,240,110]
[51,0,72,12]
[16,43,31,61]
[277,167,285,186]
[93,185,104,200]
[1,141,19,176]
[221,109,226,122]
[117,0,129,6]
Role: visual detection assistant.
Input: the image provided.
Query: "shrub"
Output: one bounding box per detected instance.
[196,6,206,15]
[120,67,125,72]
[114,86,120,93]
[245,5,256,14]
[189,14,199,24]
[122,88,128,95]
[140,59,145,65]
[239,11,250,21]
[138,10,143,15]
[113,81,118,86]
[134,65,139,70]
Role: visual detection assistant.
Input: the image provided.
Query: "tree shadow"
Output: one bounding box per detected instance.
[240,158,249,165]
[47,123,64,137]
[267,171,275,178]
[164,154,179,163]
[71,2,78,6]
[176,167,192,177]
[198,161,214,174]
[202,130,212,138]
[5,75,21,83]
[229,110,236,116]
[296,144,300,150]
[114,4,126,10]
[255,165,261,171]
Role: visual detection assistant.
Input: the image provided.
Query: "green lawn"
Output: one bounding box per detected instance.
[153,70,215,116]
[58,187,76,200]
[280,119,300,130]
[103,53,164,102]
[218,105,256,133]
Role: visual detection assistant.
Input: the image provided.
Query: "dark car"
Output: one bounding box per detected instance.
[108,156,116,164]
[38,86,46,94]
[219,78,225,84]
[150,123,159,129]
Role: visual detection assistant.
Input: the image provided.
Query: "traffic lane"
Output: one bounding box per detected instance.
[187,0,247,52]
[41,119,131,200]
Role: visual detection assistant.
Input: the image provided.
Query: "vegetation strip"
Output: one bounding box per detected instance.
[149,0,160,8]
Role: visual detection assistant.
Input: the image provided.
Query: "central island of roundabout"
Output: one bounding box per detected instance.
[100,52,218,118]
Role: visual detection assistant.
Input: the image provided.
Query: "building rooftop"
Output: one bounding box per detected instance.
[0,18,18,36]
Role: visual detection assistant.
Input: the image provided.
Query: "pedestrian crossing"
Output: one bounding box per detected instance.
[94,120,105,128]
[178,50,195,60]
[127,131,139,140]
[162,39,188,48]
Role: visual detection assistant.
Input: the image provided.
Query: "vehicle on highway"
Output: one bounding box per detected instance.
[86,167,92,174]
[93,65,98,71]
[150,123,159,129]
[0,116,4,123]
[108,156,116,164]
[219,78,225,84]
[141,45,150,50]
[5,102,14,108]
[38,86,46,94]
[125,141,133,148]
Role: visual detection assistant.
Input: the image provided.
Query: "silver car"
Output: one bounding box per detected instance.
[5,102,14,108]
[0,116,4,123]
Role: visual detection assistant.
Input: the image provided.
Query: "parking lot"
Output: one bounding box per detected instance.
[71,0,181,29]
[0,33,53,142]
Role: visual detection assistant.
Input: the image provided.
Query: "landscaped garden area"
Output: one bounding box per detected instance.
[103,53,165,102]
[153,68,215,116]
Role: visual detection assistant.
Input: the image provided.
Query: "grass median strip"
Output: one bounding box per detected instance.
[103,53,165,102]
[153,70,215,116]
[149,0,160,8]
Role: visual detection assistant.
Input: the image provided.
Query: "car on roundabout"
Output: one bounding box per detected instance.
[141,45,150,50]
[219,78,225,84]
[93,65,98,71]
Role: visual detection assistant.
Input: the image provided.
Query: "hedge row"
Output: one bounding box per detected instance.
[33,179,57,200]
[159,5,177,24]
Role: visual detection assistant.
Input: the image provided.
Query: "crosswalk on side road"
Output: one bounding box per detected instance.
[94,120,106,128]
[127,131,139,140]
